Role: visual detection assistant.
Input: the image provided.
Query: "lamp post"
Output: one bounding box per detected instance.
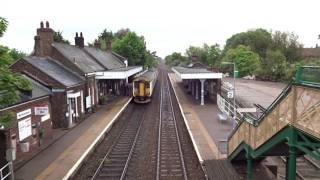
[222,61,237,129]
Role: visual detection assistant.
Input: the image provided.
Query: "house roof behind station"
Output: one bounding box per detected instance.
[24,56,85,87]
[53,43,105,73]
[83,47,125,70]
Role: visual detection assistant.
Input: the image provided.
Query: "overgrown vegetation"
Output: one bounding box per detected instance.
[91,28,158,68]
[0,111,14,129]
[0,17,32,107]
[165,28,319,82]
[54,30,70,44]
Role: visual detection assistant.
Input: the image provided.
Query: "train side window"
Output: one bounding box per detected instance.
[134,82,139,88]
[145,82,150,88]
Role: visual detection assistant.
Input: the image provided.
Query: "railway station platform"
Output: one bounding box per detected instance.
[169,73,276,179]
[169,73,230,160]
[14,97,131,180]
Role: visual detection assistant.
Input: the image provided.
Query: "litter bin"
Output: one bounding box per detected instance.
[234,70,240,78]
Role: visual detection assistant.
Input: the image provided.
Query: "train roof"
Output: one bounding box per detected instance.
[134,70,157,81]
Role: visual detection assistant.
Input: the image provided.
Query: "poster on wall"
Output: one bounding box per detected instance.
[18,117,32,141]
[86,96,91,108]
[35,106,49,115]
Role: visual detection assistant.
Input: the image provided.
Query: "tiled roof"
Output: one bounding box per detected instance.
[20,75,51,101]
[53,43,105,73]
[24,56,84,87]
[83,47,125,70]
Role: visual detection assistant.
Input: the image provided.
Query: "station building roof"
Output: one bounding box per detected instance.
[83,47,125,70]
[24,56,85,87]
[172,66,222,79]
[53,43,105,73]
[95,66,143,79]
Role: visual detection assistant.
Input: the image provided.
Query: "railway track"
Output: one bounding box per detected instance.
[91,107,145,180]
[156,72,188,180]
[279,155,320,180]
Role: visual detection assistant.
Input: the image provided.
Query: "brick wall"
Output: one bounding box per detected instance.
[0,96,52,168]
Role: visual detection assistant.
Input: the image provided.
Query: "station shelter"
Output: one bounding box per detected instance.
[172,66,223,105]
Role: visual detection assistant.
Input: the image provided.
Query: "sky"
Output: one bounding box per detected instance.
[1,0,320,58]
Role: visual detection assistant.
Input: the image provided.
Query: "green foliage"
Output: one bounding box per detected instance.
[94,28,156,68]
[186,44,221,66]
[225,29,272,58]
[0,17,8,38]
[0,68,32,106]
[53,30,70,44]
[0,17,32,107]
[256,49,288,81]
[9,48,26,62]
[0,111,14,129]
[0,45,13,67]
[222,45,260,77]
[270,31,302,63]
[112,32,147,66]
[165,52,187,66]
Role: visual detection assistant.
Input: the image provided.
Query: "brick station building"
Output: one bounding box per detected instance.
[11,21,142,129]
[0,76,52,168]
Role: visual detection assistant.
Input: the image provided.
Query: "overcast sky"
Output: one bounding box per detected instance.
[1,0,320,58]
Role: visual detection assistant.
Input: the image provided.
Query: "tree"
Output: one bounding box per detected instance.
[112,32,147,66]
[0,17,8,38]
[165,52,187,66]
[53,30,70,44]
[270,31,302,63]
[256,49,287,81]
[225,29,272,58]
[185,44,222,66]
[9,48,26,62]
[222,45,260,77]
[0,17,31,107]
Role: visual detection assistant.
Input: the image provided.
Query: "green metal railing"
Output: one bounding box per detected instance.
[229,65,320,137]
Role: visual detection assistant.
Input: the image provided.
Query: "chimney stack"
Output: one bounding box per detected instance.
[34,21,54,57]
[75,32,84,48]
[94,39,101,49]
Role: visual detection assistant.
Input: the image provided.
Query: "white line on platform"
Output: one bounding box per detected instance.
[168,74,204,163]
[63,97,132,180]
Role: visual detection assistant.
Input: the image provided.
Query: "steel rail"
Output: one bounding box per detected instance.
[156,70,188,180]
[166,75,188,180]
[91,107,145,180]
[156,71,163,180]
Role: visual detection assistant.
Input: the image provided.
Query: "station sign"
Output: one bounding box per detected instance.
[17,109,32,120]
[227,91,233,98]
[237,108,257,113]
[35,106,49,115]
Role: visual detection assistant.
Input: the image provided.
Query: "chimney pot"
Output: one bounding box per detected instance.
[75,32,84,48]
[40,21,44,28]
[45,21,49,28]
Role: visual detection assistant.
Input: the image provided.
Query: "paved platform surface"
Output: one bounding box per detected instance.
[223,78,285,108]
[15,97,131,180]
[169,73,231,160]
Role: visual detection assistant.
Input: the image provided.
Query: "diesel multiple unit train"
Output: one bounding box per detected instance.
[133,70,158,103]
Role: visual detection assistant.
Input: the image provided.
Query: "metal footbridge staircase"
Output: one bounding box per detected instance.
[227,66,320,180]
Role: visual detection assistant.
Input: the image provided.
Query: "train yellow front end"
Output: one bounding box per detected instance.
[133,70,157,104]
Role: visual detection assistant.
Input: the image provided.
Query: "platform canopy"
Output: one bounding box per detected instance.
[94,66,143,79]
[172,66,222,79]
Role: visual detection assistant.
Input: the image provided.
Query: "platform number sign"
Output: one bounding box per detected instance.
[227,91,234,99]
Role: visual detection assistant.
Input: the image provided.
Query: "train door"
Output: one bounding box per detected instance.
[139,81,145,96]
